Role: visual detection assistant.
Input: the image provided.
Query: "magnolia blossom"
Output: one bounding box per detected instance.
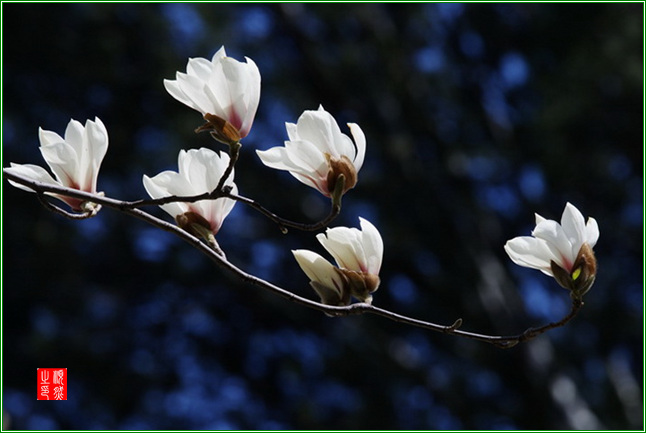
[293,217,383,305]
[143,148,237,238]
[504,202,599,297]
[6,117,108,213]
[256,106,366,200]
[164,46,261,144]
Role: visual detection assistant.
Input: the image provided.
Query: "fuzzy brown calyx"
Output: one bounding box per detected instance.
[550,243,597,299]
[335,268,380,304]
[326,154,358,197]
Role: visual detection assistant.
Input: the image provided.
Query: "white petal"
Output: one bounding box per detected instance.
[142,173,189,218]
[176,73,215,114]
[211,46,227,61]
[534,213,546,225]
[164,78,196,111]
[186,57,214,82]
[256,147,294,171]
[285,122,299,141]
[182,149,210,192]
[199,182,237,233]
[561,202,586,253]
[317,227,364,271]
[5,163,60,192]
[292,249,343,296]
[81,117,109,192]
[236,57,261,137]
[63,119,85,151]
[504,236,555,276]
[39,141,80,188]
[296,109,337,155]
[38,128,64,147]
[584,217,599,248]
[348,122,366,172]
[359,217,383,274]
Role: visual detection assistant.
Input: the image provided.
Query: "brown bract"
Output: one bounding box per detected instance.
[196,113,242,146]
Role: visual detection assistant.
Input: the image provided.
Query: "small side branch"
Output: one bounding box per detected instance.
[226,191,341,233]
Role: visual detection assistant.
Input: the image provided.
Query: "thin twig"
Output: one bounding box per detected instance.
[3,168,583,348]
[37,193,96,220]
[226,191,341,233]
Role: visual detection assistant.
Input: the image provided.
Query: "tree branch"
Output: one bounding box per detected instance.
[3,168,583,348]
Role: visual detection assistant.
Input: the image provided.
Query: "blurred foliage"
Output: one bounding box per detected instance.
[2,3,643,430]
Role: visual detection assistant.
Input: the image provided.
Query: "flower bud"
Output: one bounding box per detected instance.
[550,242,597,299]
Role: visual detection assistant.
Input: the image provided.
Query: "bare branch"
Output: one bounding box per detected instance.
[3,167,583,348]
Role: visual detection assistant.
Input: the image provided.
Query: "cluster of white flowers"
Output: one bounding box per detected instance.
[6,45,598,305]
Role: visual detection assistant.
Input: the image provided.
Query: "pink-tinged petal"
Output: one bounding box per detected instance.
[532,219,575,269]
[39,141,80,189]
[6,163,87,210]
[200,182,237,234]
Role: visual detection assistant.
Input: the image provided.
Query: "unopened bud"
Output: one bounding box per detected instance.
[550,242,597,299]
[80,200,102,217]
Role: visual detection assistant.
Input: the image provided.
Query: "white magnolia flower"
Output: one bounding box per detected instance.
[293,217,383,305]
[256,106,366,200]
[504,202,599,297]
[6,117,109,212]
[143,148,237,237]
[164,46,261,143]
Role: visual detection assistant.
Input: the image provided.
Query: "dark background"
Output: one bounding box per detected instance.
[2,3,643,430]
